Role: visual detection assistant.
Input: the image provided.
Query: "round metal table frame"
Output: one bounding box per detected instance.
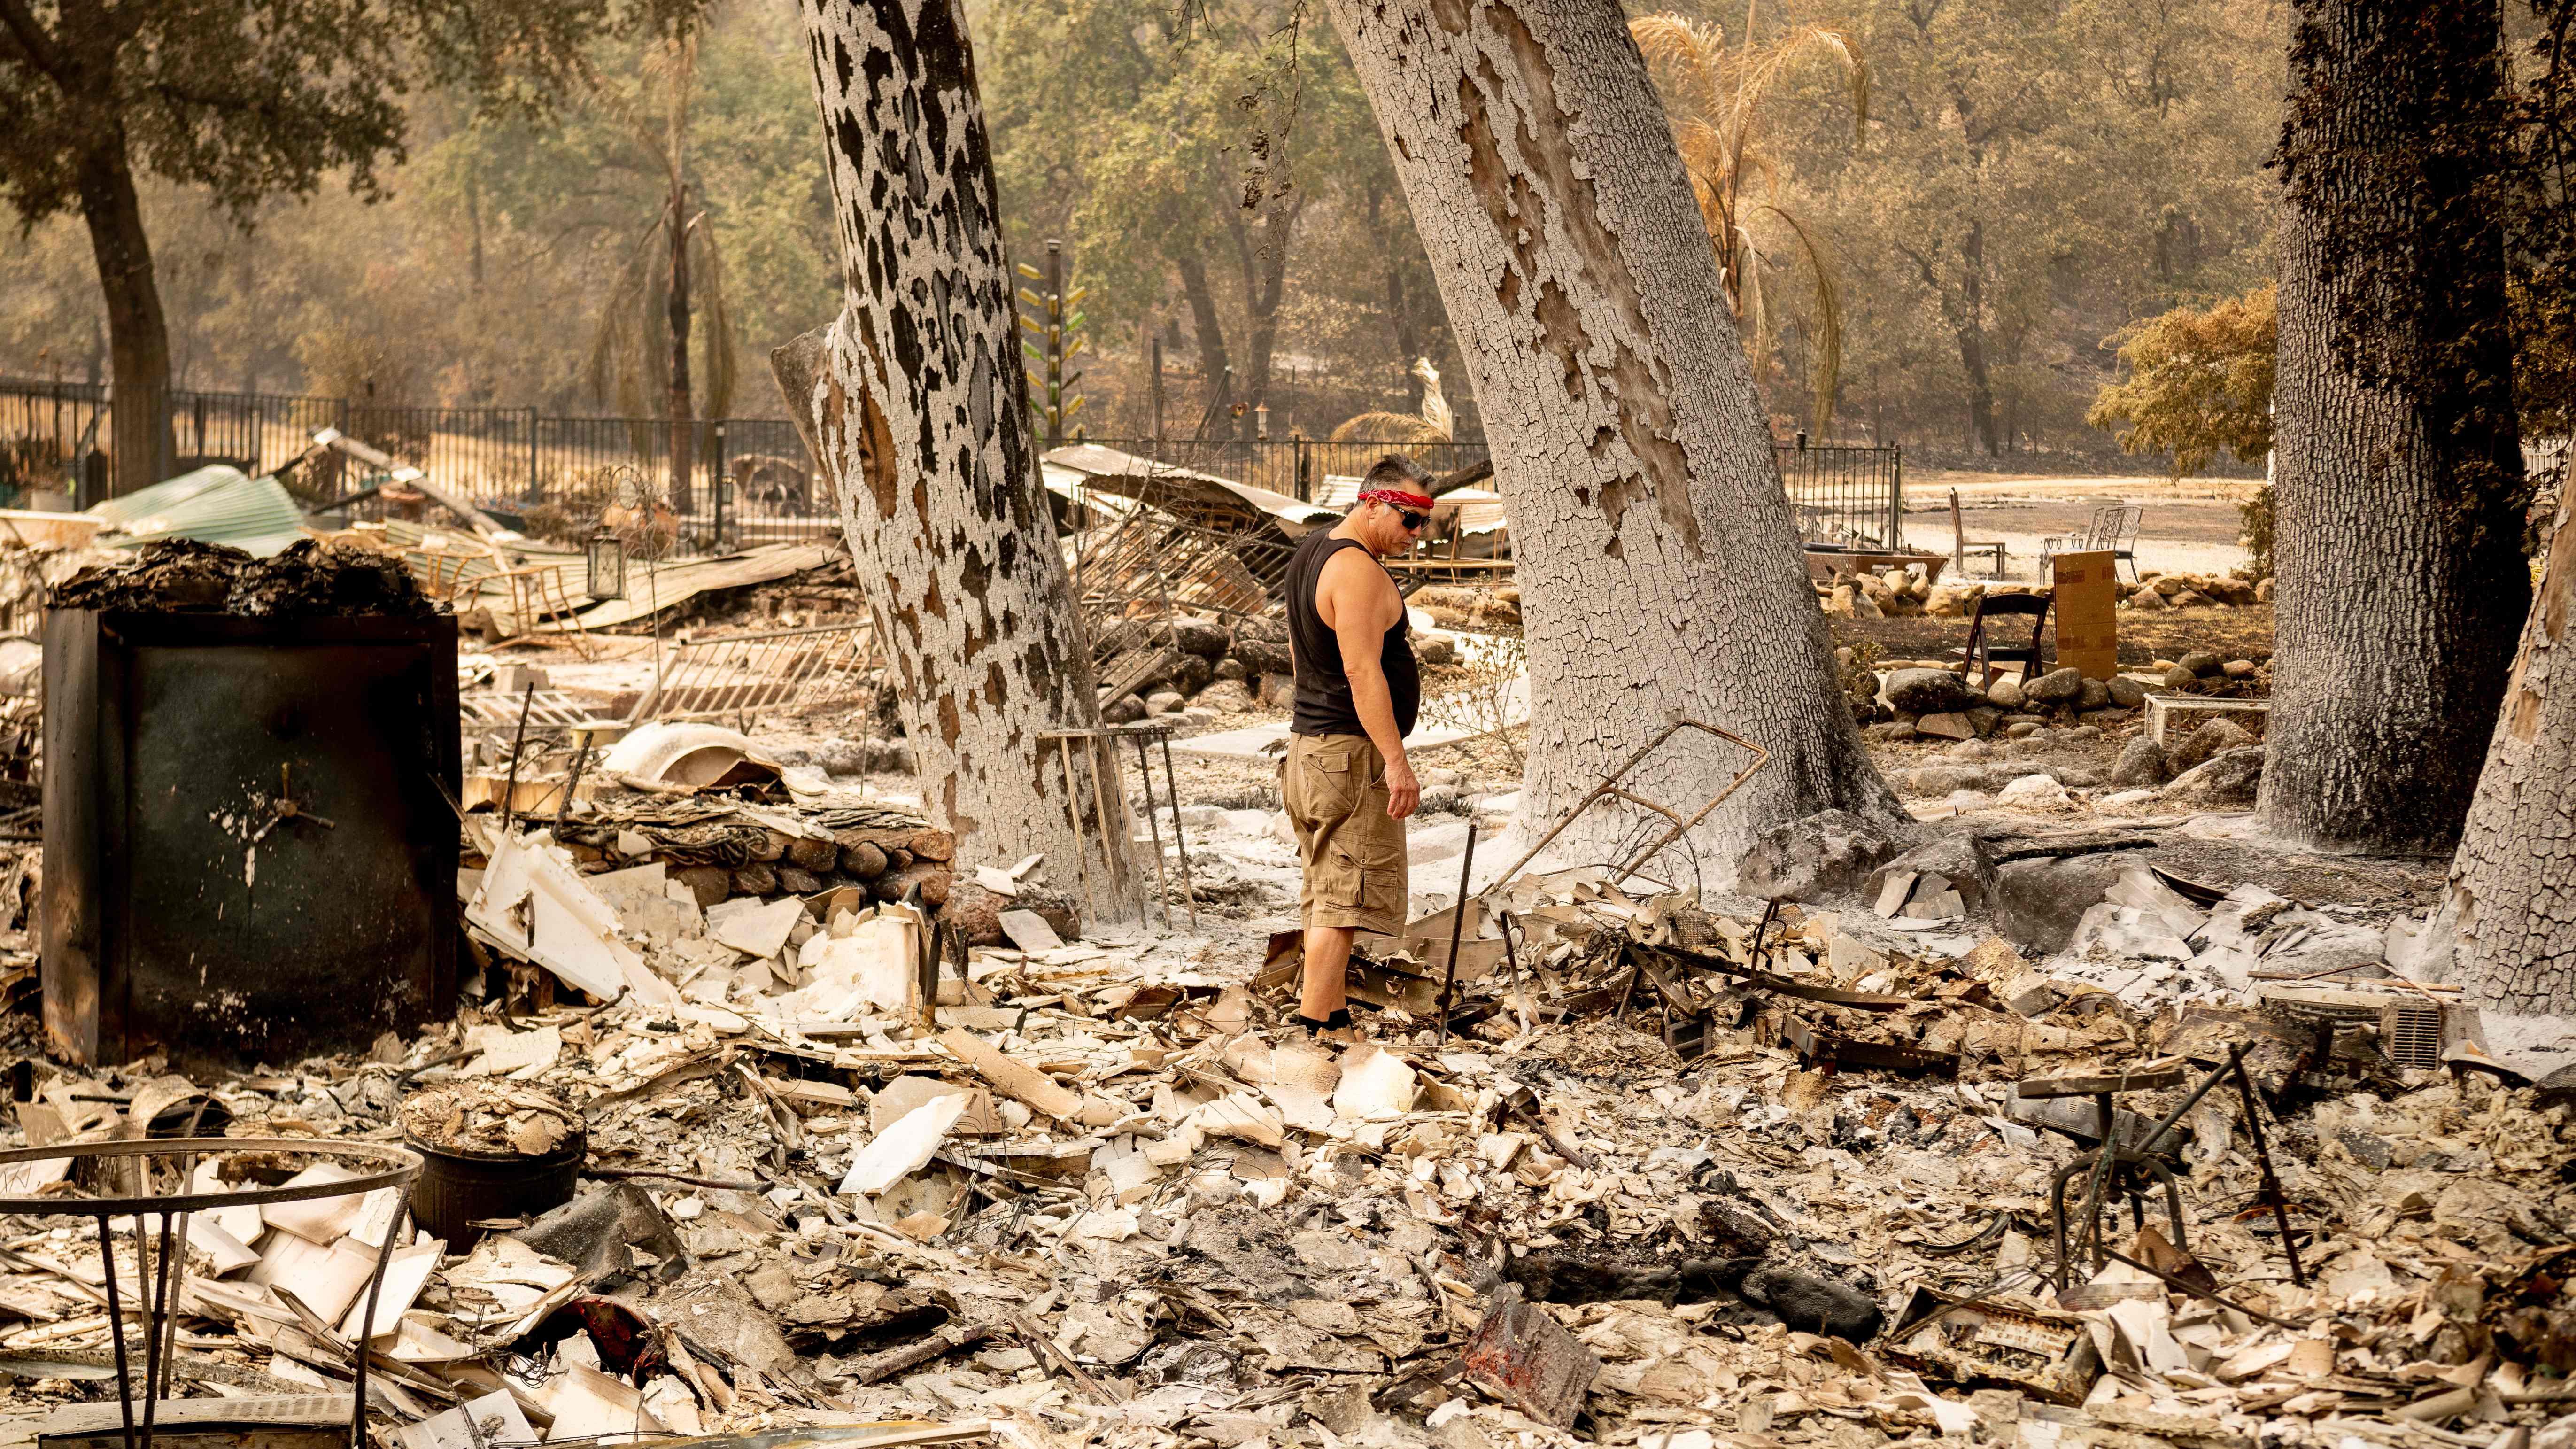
[0,1137,425,1449]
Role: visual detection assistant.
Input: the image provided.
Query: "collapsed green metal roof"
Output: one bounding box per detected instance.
[88,465,309,557]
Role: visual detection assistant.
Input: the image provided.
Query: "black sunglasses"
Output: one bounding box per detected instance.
[1395,509,1430,531]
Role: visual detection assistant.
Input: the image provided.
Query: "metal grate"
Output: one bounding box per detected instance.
[1071,503,1282,619]
[460,689,594,728]
[2382,1000,2444,1071]
[1777,442,1905,550]
[2260,984,2451,1072]
[631,619,881,731]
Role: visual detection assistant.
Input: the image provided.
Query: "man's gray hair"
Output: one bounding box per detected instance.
[1362,453,1432,491]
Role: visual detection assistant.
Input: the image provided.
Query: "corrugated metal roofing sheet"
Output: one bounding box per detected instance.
[89,466,309,557]
[1042,443,1341,533]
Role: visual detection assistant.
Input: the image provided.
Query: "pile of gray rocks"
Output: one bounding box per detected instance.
[1860,661,2147,741]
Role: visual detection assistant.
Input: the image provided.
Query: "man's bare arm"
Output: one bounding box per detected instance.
[1321,550,1420,819]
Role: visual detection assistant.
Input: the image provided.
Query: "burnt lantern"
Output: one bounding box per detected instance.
[586,530,627,602]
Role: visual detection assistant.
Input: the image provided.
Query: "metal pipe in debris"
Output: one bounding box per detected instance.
[499,682,536,835]
[1434,822,1480,1046]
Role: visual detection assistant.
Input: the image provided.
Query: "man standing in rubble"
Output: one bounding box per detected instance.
[1281,454,1432,1038]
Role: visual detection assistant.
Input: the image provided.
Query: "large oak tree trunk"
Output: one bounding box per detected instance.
[1324,0,1903,875]
[75,139,174,495]
[781,0,1136,922]
[2260,0,2528,855]
[2439,484,2576,1015]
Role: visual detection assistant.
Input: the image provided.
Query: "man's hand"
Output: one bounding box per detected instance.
[1383,753,1421,819]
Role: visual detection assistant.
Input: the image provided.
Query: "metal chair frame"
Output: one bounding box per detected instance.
[1947,488,2008,580]
[2039,503,2145,581]
[1959,591,2052,690]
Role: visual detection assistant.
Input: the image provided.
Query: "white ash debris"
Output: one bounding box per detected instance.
[0,810,2566,1449]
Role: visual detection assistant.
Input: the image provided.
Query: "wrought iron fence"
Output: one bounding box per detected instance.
[1776,441,1905,551]
[2,378,1902,556]
[0,378,840,549]
[529,416,826,544]
[0,380,109,499]
[1075,436,1904,549]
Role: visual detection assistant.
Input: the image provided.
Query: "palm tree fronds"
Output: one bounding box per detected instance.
[1631,8,1862,434]
[688,214,739,455]
[587,215,666,411]
[1726,24,1869,147]
[625,243,673,461]
[1629,14,1730,117]
[583,13,748,488]
[641,30,700,135]
[1756,202,1845,430]
[1674,116,1731,180]
[1735,222,1771,361]
[1734,147,1783,206]
[1681,161,1741,277]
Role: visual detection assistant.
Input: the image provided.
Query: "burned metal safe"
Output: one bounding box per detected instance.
[42,610,460,1065]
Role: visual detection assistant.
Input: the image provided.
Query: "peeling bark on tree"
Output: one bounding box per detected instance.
[779,0,1134,921]
[1324,0,1903,874]
[2260,0,2529,855]
[2442,487,2576,1015]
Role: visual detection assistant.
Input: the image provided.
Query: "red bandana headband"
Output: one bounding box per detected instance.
[1359,488,1435,511]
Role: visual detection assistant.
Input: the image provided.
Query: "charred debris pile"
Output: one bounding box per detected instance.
[0,857,2566,1449]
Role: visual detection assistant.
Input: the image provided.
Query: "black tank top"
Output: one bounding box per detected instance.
[1286,528,1419,738]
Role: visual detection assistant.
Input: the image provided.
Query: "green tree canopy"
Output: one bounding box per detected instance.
[1748,0,2279,450]
[0,0,688,224]
[0,0,703,485]
[2086,283,2277,476]
[0,0,2356,464]
[978,0,1462,435]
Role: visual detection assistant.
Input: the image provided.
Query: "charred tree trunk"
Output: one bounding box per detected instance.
[1172,253,1232,411]
[667,189,696,514]
[1219,158,1302,411]
[2441,486,2576,1014]
[1242,234,1289,412]
[1900,229,2001,460]
[1956,333,1998,456]
[468,182,487,293]
[1325,0,1904,871]
[1391,266,1426,411]
[1368,183,1429,408]
[781,0,1134,921]
[75,138,173,494]
[1951,224,1998,457]
[2260,0,2528,854]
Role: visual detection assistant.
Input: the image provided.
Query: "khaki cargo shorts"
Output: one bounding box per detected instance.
[1280,733,1408,937]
